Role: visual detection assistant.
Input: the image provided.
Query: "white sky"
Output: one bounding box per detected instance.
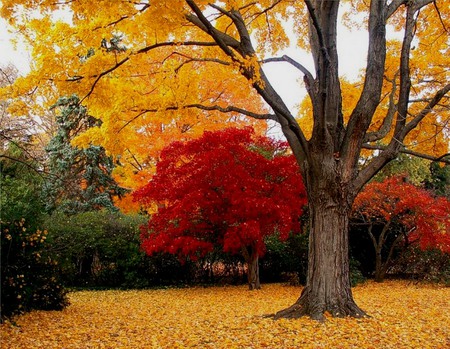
[0,17,32,74]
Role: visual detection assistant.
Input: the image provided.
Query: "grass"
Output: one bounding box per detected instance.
[1,280,449,348]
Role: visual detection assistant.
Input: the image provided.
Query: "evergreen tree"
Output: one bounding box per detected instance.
[43,95,127,214]
[426,160,450,198]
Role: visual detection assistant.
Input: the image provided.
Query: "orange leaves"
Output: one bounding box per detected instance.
[1,281,449,349]
[353,176,450,253]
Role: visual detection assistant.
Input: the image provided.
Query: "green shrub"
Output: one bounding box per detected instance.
[46,211,159,288]
[1,219,69,320]
[260,232,309,284]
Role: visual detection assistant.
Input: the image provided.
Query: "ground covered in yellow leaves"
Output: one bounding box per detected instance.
[1,281,449,348]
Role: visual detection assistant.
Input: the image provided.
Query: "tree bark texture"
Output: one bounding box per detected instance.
[242,245,261,290]
[274,156,366,320]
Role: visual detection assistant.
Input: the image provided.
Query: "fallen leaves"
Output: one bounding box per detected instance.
[1,281,449,348]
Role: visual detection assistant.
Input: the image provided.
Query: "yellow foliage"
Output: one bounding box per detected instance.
[1,0,449,196]
[1,281,449,348]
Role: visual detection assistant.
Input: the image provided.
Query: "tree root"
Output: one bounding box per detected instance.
[269,290,368,322]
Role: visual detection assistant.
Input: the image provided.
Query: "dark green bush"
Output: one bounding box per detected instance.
[1,219,69,320]
[46,211,151,288]
[260,233,309,284]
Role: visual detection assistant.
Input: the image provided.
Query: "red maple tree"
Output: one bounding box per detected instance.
[352,176,450,281]
[134,127,307,289]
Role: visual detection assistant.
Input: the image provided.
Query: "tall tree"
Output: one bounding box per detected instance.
[44,95,127,214]
[1,1,449,320]
[134,127,307,290]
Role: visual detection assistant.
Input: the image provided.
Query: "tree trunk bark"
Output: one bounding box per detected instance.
[243,246,261,290]
[274,169,366,320]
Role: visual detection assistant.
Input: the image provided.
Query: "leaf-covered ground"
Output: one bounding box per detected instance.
[1,281,449,348]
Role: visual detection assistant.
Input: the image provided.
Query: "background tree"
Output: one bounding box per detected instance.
[1,64,57,166]
[134,128,307,290]
[44,95,128,214]
[352,176,450,282]
[1,0,449,319]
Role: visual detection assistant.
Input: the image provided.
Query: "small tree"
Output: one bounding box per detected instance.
[134,128,307,289]
[352,176,450,282]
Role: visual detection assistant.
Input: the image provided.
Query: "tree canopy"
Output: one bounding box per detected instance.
[135,127,307,289]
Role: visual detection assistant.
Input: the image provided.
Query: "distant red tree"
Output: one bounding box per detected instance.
[352,176,450,281]
[134,127,307,289]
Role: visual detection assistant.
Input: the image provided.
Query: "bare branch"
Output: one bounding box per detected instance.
[403,83,450,136]
[433,0,449,32]
[362,144,450,164]
[80,57,130,103]
[0,154,46,177]
[169,52,231,73]
[185,104,277,121]
[118,104,277,133]
[261,55,314,82]
[73,41,221,101]
[136,40,218,55]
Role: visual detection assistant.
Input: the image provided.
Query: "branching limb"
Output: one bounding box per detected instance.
[304,0,330,65]
[185,104,277,121]
[185,0,242,58]
[364,72,399,143]
[362,144,450,164]
[261,55,314,82]
[402,83,450,137]
[118,103,277,133]
[0,154,46,177]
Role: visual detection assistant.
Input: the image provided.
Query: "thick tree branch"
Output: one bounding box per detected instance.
[364,73,399,143]
[386,0,407,19]
[392,4,415,141]
[341,0,387,180]
[304,0,330,65]
[185,0,242,58]
[353,0,443,192]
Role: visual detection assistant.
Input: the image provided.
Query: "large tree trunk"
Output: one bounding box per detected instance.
[275,157,366,321]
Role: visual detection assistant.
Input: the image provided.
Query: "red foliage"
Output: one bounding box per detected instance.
[353,176,450,253]
[134,127,307,261]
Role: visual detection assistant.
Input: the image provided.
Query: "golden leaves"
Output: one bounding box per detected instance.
[1,281,449,349]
